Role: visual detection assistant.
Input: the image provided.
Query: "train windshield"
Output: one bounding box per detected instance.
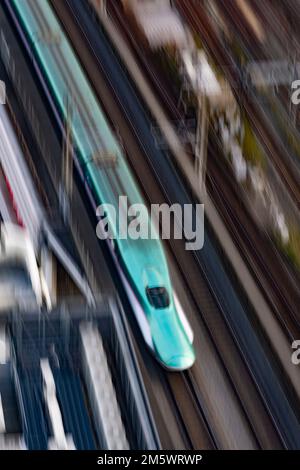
[146,286,170,309]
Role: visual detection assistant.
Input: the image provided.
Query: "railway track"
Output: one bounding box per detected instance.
[0,0,253,449]
[107,2,300,345]
[207,138,300,339]
[49,1,256,446]
[108,0,184,123]
[47,0,300,449]
[164,372,217,449]
[176,0,300,211]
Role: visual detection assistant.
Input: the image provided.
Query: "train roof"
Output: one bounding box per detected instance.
[12,0,124,169]
[12,0,173,302]
[13,1,151,217]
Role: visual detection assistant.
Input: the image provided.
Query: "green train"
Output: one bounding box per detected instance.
[8,0,195,370]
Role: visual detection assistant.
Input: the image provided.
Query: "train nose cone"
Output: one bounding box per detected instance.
[166,352,196,371]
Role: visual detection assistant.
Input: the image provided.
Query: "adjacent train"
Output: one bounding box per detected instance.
[7,0,195,370]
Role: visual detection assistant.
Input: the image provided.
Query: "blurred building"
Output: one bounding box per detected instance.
[122,0,187,49]
[0,301,160,450]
